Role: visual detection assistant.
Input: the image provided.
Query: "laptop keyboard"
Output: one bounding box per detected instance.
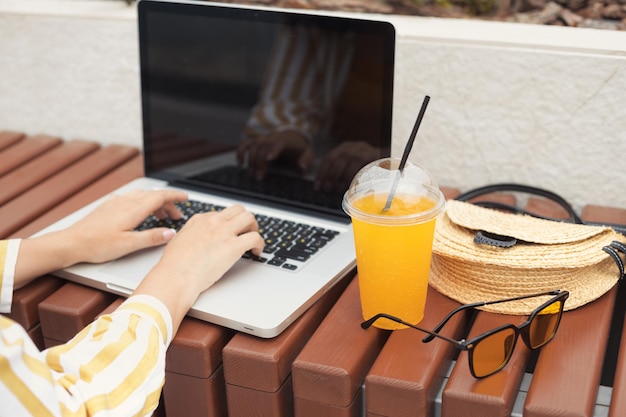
[135,200,339,271]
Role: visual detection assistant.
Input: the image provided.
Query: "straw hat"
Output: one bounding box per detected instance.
[429,200,625,314]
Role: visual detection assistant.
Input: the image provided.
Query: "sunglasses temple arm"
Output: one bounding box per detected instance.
[421,304,475,343]
[421,289,562,343]
[361,314,465,347]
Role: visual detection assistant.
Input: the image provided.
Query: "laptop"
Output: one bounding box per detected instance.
[37,0,395,338]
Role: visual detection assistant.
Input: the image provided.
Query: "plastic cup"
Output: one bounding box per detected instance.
[342,157,445,330]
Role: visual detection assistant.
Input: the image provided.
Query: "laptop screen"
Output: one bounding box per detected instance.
[138,0,395,219]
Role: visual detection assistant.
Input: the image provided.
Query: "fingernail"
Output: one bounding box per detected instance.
[162,229,176,241]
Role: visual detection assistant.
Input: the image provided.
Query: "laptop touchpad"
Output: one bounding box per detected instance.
[101,247,165,286]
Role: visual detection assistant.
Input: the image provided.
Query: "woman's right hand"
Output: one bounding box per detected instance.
[135,204,265,332]
[158,204,265,295]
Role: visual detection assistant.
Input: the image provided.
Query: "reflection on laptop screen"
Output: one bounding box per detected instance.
[139,2,394,219]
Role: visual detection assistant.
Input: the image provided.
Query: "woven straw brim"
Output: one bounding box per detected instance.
[434,211,618,269]
[429,201,625,315]
[429,253,619,314]
[446,200,613,245]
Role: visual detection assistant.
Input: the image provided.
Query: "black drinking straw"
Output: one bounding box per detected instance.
[382,95,431,212]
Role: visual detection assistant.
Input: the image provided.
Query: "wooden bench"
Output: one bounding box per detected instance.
[2,131,625,417]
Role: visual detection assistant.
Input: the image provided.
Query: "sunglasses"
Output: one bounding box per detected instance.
[361,289,569,378]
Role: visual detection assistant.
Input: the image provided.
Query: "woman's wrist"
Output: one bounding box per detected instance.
[133,263,202,334]
[14,230,81,288]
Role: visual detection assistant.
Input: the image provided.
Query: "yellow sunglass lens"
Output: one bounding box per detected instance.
[528,300,562,348]
[472,328,516,378]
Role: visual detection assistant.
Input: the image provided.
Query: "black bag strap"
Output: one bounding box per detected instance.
[603,241,626,280]
[455,183,626,235]
[455,183,583,223]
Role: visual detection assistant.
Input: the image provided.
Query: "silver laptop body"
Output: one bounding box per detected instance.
[37,0,395,338]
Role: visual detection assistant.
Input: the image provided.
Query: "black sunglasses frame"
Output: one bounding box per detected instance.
[361,289,569,379]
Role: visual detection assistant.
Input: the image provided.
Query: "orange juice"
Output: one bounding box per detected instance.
[351,192,439,329]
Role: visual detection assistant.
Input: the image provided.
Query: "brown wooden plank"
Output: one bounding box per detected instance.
[365,288,470,417]
[522,202,622,417]
[226,376,293,417]
[582,205,626,227]
[97,298,124,317]
[38,282,116,347]
[292,276,389,417]
[0,140,99,206]
[440,186,460,201]
[295,391,364,417]
[164,366,227,417]
[166,317,232,379]
[6,275,64,330]
[525,194,573,219]
[26,324,45,351]
[0,130,25,152]
[609,308,626,417]
[164,317,233,417]
[442,313,530,417]
[0,144,138,238]
[0,134,62,177]
[467,191,516,206]
[6,276,65,350]
[524,288,617,417]
[10,154,143,238]
[223,273,352,417]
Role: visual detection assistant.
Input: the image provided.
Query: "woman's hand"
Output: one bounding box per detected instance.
[135,204,265,331]
[15,189,189,288]
[63,189,189,264]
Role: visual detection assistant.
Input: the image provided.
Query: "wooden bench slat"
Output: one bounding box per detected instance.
[609,301,626,417]
[6,275,64,331]
[582,205,626,227]
[524,288,617,417]
[163,317,233,417]
[0,130,25,152]
[38,282,116,347]
[10,154,143,238]
[292,277,389,416]
[0,140,99,206]
[0,134,62,177]
[226,376,294,417]
[223,273,352,417]
[440,187,461,201]
[521,202,623,417]
[0,144,138,238]
[224,274,352,390]
[365,288,470,417]
[167,317,232,379]
[442,313,530,417]
[97,298,124,318]
[164,366,228,417]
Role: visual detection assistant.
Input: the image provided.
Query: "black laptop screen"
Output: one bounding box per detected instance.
[138,0,395,219]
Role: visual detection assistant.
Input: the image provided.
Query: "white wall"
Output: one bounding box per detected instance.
[0,1,141,148]
[1,0,625,211]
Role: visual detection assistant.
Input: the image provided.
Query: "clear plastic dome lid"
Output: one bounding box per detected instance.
[342,157,445,225]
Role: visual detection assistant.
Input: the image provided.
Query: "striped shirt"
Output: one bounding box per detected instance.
[0,239,174,417]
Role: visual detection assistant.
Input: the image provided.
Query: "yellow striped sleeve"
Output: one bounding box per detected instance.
[0,239,21,313]
[117,294,173,346]
[1,295,173,416]
[1,315,58,416]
